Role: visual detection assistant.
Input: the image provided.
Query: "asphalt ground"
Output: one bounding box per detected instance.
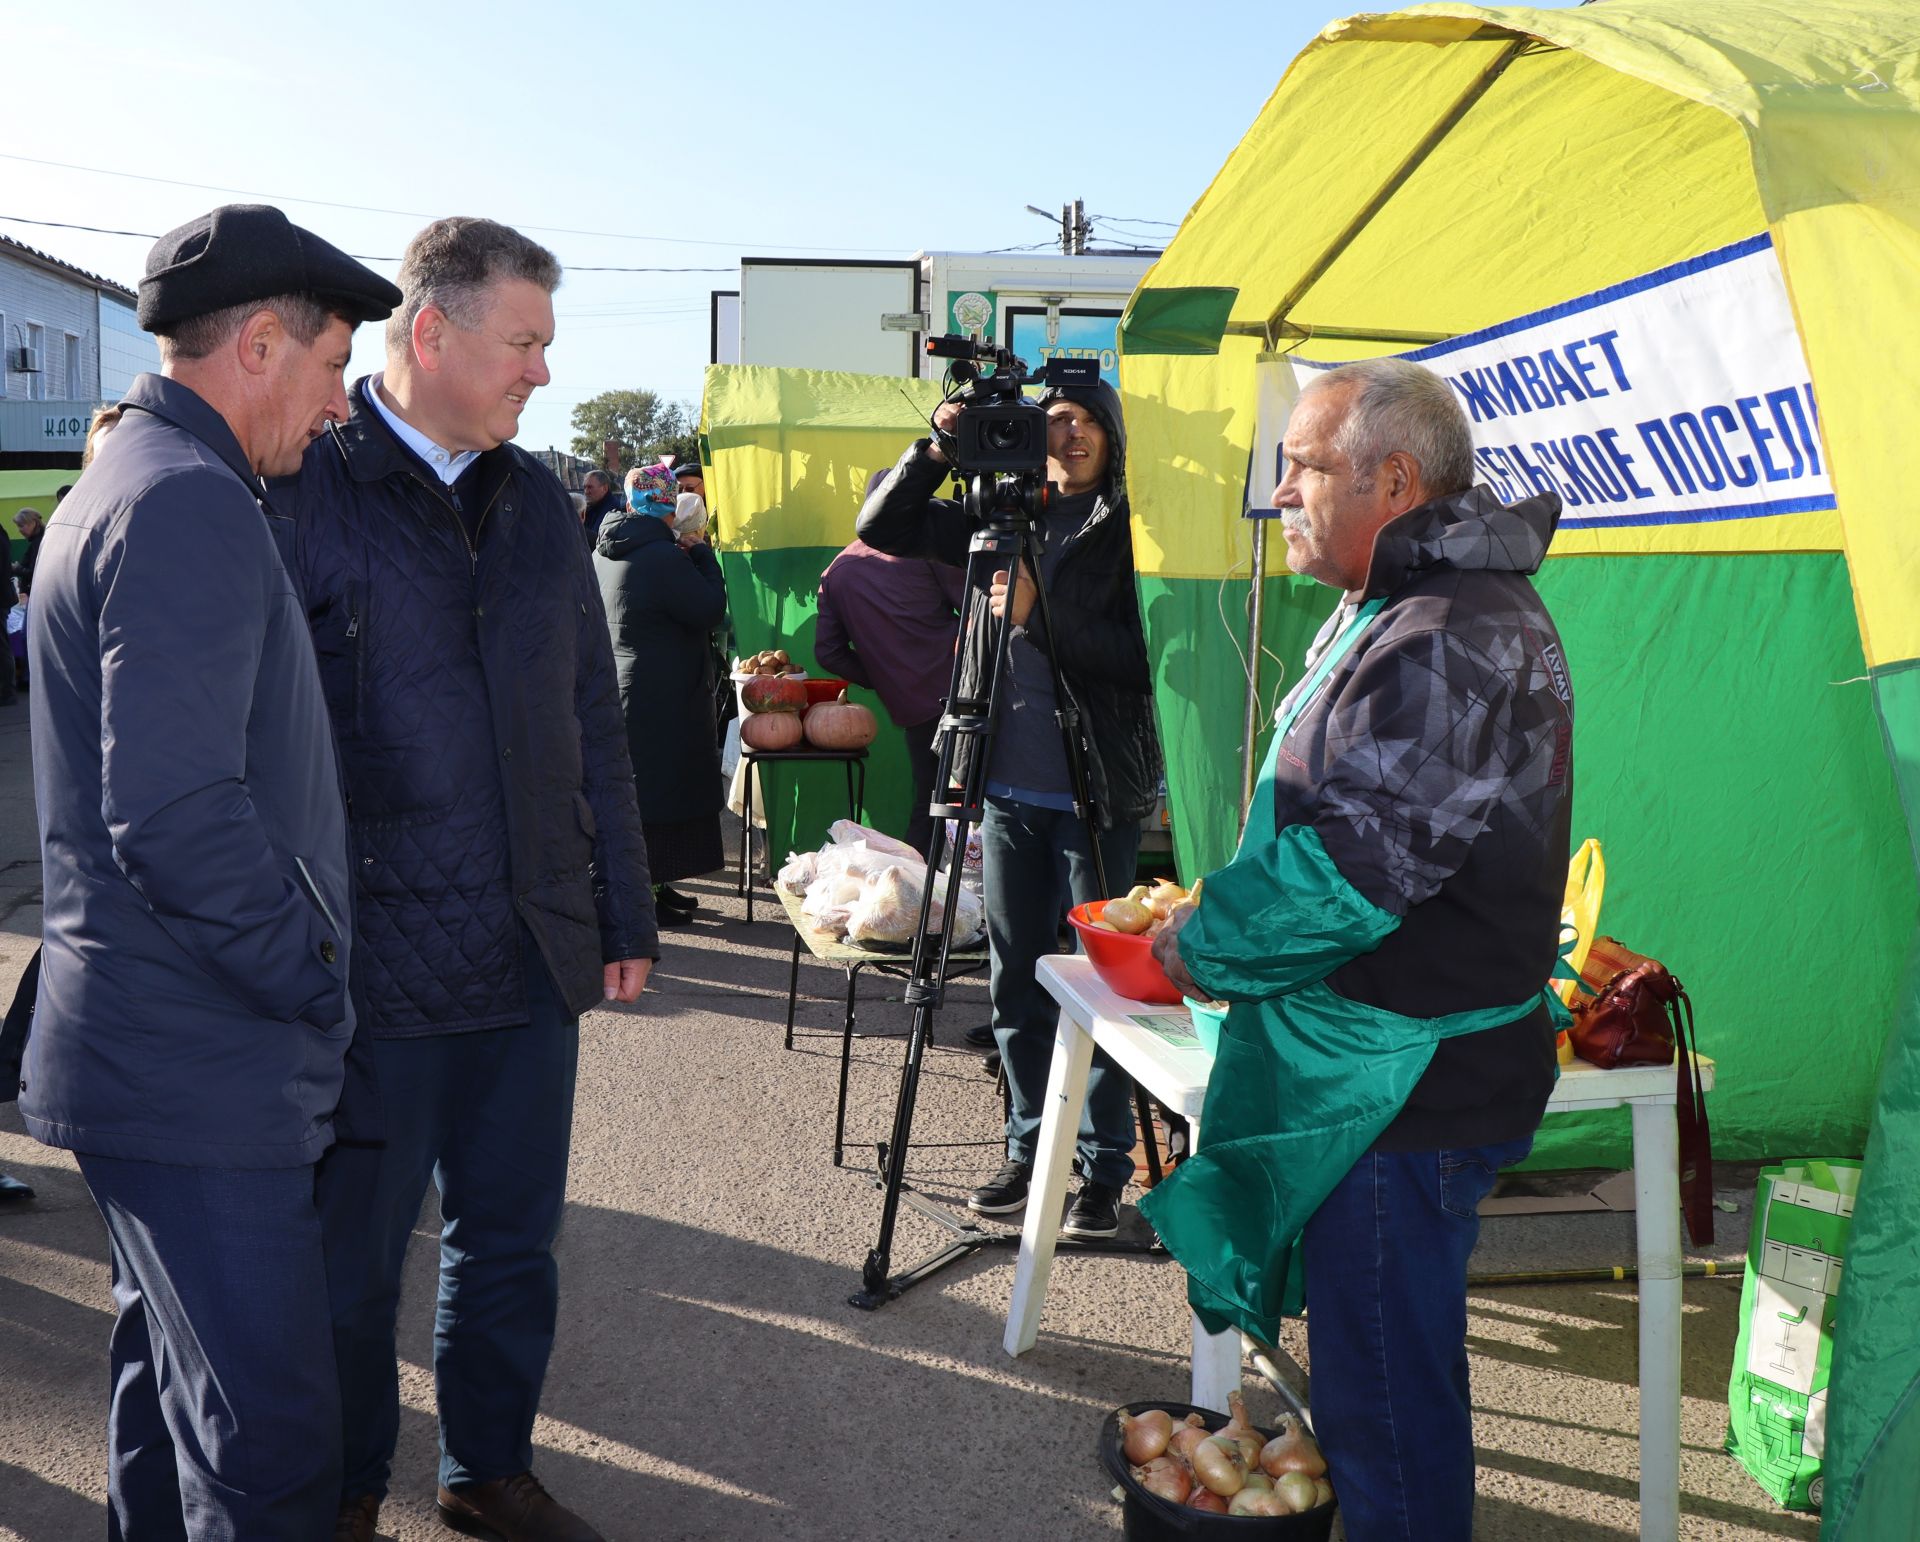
[0,700,1821,1541]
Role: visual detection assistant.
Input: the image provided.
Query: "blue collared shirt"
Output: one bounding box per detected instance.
[364,373,478,486]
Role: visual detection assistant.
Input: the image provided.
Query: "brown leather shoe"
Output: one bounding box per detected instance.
[334,1493,381,1542]
[436,1472,605,1541]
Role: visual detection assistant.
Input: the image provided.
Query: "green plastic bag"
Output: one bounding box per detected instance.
[1725,1158,1860,1512]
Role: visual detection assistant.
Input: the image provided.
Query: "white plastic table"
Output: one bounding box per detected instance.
[1003,953,1713,1542]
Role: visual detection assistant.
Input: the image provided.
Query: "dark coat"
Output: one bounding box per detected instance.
[22,373,357,1167]
[270,379,656,1036]
[594,514,727,825]
[581,490,625,548]
[856,383,1162,827]
[15,529,41,590]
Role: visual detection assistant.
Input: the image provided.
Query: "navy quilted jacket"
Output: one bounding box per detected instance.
[271,380,656,1036]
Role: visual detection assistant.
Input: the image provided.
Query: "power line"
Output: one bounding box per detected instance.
[0,214,732,273]
[0,152,911,256]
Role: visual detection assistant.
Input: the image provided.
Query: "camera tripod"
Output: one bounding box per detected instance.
[849,470,1166,1311]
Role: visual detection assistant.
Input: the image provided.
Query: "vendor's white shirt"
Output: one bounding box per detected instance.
[367,374,478,486]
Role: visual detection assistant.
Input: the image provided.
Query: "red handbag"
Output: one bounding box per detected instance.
[1568,936,1714,1245]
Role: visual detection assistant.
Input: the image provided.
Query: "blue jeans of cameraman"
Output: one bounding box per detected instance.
[1301,1135,1534,1542]
[981,794,1138,1188]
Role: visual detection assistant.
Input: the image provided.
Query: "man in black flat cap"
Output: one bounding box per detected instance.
[21,203,400,1541]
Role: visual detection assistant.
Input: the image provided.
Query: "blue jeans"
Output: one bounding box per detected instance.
[1300,1136,1533,1542]
[980,796,1139,1188]
[77,1155,340,1542]
[315,939,580,1498]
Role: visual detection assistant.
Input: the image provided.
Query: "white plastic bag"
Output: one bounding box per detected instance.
[846,867,921,946]
[829,819,923,862]
[776,849,819,896]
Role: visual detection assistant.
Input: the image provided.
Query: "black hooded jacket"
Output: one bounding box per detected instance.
[856,380,1162,828]
[593,513,728,826]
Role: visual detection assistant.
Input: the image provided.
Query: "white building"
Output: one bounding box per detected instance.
[0,234,158,464]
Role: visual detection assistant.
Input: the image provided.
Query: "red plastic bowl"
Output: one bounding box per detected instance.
[805,676,850,707]
[1066,901,1185,1005]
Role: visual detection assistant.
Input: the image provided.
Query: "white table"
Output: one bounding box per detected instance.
[1003,953,1713,1542]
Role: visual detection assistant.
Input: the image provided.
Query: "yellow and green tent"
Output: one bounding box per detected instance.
[0,470,65,563]
[1113,4,1918,1530]
[701,365,947,856]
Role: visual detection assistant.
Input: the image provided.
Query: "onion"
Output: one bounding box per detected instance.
[1220,1389,1268,1468]
[1229,1486,1290,1517]
[1190,1434,1248,1497]
[1130,1456,1191,1505]
[1120,1409,1174,1465]
[1186,1488,1228,1513]
[1314,1478,1335,1509]
[1275,1472,1319,1513]
[1259,1418,1329,1479]
[1167,1422,1212,1464]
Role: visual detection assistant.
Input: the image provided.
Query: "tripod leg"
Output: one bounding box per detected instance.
[857,533,1019,1302]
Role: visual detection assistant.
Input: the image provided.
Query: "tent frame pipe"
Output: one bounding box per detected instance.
[1224,321,1458,347]
[1241,520,1269,820]
[1257,36,1532,346]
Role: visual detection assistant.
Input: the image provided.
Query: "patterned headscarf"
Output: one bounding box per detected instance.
[624,462,677,518]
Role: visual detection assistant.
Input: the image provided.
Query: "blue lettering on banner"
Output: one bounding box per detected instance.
[1446,329,1637,423]
[1293,237,1837,530]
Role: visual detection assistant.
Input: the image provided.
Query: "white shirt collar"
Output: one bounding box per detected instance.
[363,373,479,486]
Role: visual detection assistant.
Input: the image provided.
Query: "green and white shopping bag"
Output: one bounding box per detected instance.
[1725,1158,1860,1512]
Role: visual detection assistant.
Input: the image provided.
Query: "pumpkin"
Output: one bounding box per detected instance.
[740,710,805,751]
[803,692,878,751]
[742,675,807,714]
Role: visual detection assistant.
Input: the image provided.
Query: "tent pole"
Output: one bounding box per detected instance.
[1260,36,1531,339]
[1241,519,1268,825]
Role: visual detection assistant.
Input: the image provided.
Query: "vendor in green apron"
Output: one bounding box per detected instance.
[1145,357,1573,1542]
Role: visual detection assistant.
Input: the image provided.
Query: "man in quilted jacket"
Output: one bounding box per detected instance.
[273,217,657,1542]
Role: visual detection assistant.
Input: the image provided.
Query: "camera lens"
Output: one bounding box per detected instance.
[985,421,1026,452]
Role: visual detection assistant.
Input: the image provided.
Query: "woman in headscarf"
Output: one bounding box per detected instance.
[595,465,728,924]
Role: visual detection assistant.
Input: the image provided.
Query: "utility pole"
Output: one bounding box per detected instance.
[1027,200,1091,255]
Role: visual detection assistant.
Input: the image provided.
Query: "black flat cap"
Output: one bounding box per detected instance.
[138,204,403,334]
[671,462,702,480]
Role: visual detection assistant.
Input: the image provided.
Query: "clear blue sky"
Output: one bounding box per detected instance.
[4,1,1569,455]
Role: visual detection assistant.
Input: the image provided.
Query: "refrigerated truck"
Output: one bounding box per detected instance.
[709,248,1174,858]
[712,250,1158,379]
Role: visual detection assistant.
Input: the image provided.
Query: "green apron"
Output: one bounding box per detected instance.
[1137,599,1547,1344]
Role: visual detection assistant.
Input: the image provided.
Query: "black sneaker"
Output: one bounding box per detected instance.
[1062,1180,1123,1240]
[963,1023,997,1050]
[657,884,701,914]
[967,1160,1032,1215]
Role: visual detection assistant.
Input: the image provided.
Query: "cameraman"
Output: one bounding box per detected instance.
[857,380,1162,1238]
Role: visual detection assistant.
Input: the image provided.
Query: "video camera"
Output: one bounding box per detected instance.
[925,334,1100,479]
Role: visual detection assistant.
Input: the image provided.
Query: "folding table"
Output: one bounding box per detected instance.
[1005,952,1714,1542]
[776,886,987,1166]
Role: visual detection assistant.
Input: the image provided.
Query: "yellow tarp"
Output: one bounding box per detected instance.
[1119,0,1920,667]
[702,366,945,555]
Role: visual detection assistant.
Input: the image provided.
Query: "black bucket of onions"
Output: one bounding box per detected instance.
[1100,1400,1337,1541]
